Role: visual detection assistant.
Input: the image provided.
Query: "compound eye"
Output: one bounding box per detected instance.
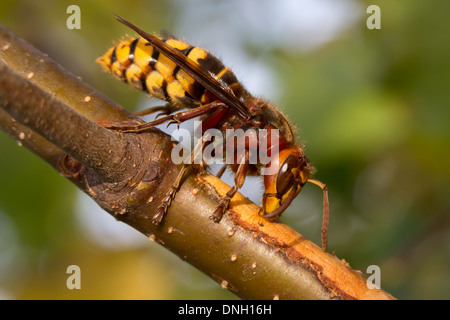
[276,155,301,196]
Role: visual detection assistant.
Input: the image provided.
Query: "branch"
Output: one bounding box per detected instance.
[0,25,395,300]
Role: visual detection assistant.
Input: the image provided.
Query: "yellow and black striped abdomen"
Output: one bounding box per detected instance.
[97,37,242,108]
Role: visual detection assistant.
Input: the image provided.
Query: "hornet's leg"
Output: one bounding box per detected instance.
[105,101,226,132]
[211,150,249,222]
[152,131,210,225]
[152,164,189,225]
[134,102,178,119]
[216,164,227,179]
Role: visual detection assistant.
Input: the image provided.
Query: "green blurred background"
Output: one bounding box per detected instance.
[0,0,449,299]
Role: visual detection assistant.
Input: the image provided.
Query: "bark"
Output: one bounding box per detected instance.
[0,25,395,300]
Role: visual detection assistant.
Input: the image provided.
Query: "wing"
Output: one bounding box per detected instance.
[114,14,252,121]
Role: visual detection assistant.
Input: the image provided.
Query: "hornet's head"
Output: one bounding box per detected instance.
[262,147,312,219]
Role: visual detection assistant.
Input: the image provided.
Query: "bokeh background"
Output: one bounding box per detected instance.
[0,0,449,299]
